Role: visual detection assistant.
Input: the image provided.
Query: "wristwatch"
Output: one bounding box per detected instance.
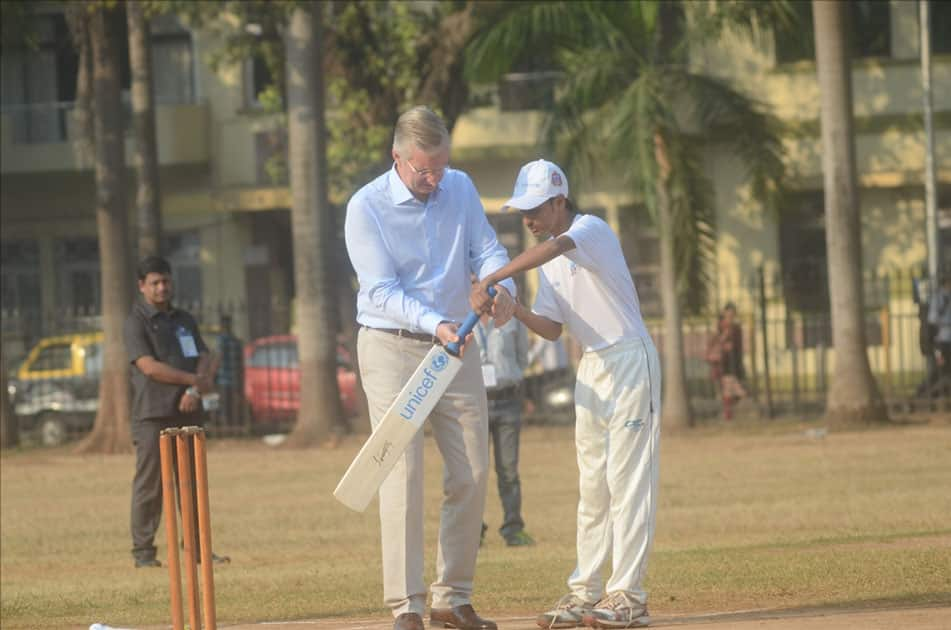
[186,386,201,399]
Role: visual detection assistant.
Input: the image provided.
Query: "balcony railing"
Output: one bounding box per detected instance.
[1,99,208,172]
[0,98,140,145]
[1,101,77,145]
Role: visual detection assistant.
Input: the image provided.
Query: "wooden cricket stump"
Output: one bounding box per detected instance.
[159,426,217,630]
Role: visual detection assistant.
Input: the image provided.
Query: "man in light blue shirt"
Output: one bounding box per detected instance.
[344,106,515,630]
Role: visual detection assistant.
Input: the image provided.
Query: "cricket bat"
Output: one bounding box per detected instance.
[333,287,496,512]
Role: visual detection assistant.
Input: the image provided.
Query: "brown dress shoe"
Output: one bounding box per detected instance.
[394,612,424,630]
[430,604,498,630]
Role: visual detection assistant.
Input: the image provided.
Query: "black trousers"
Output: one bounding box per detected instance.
[130,417,203,561]
[487,393,525,539]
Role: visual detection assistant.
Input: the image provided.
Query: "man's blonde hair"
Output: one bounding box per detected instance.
[393,106,450,156]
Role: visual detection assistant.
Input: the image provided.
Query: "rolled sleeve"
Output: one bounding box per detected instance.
[467,191,516,296]
[124,314,153,365]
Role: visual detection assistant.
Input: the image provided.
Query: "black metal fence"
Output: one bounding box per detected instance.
[652,268,951,420]
[2,269,948,446]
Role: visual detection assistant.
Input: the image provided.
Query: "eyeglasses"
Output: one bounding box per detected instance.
[404,158,448,179]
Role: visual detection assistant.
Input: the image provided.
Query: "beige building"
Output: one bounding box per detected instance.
[2,2,949,393]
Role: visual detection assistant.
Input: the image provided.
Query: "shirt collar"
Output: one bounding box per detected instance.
[387,163,415,205]
[387,162,447,205]
[137,298,176,318]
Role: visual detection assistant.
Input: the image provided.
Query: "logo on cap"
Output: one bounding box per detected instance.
[552,172,562,187]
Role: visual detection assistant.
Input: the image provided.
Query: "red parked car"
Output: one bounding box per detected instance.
[243,335,359,431]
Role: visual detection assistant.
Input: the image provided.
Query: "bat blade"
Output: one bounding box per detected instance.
[333,344,463,512]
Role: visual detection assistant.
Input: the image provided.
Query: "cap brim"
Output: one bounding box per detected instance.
[502,194,551,212]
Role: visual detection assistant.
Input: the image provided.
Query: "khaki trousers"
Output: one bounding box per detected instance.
[358,327,489,616]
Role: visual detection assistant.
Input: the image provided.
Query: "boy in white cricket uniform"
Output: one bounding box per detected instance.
[471,160,661,629]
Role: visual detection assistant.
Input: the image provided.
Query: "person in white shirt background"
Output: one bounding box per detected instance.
[928,271,951,394]
[471,159,661,629]
[472,282,535,548]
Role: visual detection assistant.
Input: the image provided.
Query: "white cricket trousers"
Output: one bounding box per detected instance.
[358,327,490,617]
[568,336,662,606]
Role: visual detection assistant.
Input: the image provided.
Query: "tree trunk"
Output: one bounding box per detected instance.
[1,349,18,449]
[812,0,888,426]
[66,5,94,163]
[417,4,474,133]
[128,0,163,258]
[76,6,134,454]
[655,132,693,431]
[284,3,343,448]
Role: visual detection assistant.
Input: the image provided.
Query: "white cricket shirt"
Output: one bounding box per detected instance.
[531,214,651,351]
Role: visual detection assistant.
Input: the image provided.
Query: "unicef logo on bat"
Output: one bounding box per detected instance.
[400,355,448,420]
[431,353,449,371]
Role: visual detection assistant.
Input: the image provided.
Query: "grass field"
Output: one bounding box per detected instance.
[2,417,950,630]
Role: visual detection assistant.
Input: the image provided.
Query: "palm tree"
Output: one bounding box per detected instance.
[467,1,785,430]
[127,0,163,258]
[75,5,135,454]
[811,1,888,425]
[283,2,343,447]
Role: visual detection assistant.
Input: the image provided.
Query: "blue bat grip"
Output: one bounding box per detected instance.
[445,285,497,356]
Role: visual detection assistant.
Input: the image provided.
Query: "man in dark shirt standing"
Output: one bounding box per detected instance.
[124,255,223,568]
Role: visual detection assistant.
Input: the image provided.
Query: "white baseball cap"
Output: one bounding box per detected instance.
[502,159,569,211]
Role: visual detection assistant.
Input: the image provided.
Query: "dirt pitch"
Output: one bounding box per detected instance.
[132,604,951,630]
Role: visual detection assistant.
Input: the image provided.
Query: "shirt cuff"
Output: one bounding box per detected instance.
[421,312,447,336]
[496,278,517,297]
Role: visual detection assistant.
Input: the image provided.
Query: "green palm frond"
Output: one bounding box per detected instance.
[465,1,604,81]
[466,0,787,310]
[687,0,797,46]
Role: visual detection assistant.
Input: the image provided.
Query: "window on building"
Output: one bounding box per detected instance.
[774,0,891,64]
[1,8,194,144]
[0,13,75,143]
[779,192,828,311]
[55,238,100,315]
[851,0,891,58]
[777,191,883,348]
[0,240,42,314]
[164,232,202,306]
[150,14,195,105]
[497,44,560,112]
[778,191,832,347]
[933,2,951,54]
[498,71,559,112]
[244,55,275,108]
[618,205,662,318]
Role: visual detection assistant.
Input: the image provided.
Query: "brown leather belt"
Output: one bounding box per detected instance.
[366,326,439,345]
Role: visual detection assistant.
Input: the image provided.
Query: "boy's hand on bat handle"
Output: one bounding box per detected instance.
[470,280,514,326]
[491,286,515,326]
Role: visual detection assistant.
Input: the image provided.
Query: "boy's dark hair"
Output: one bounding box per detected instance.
[136,255,172,281]
[565,197,580,215]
